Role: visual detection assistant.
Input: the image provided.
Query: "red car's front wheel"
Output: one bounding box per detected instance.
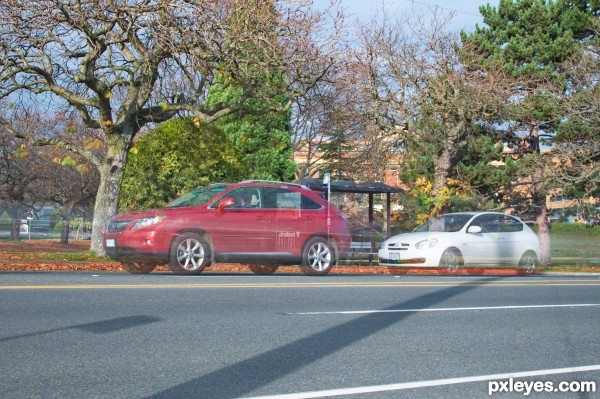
[168,233,211,275]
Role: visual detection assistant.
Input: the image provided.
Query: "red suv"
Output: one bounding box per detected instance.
[104,181,351,275]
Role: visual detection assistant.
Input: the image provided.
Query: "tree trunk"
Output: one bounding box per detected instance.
[432,146,451,197]
[59,203,76,244]
[529,124,551,265]
[432,124,463,198]
[10,218,21,241]
[90,137,131,256]
[533,193,551,266]
[60,217,71,245]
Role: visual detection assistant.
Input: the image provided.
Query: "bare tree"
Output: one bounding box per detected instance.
[291,85,338,179]
[0,108,99,242]
[0,131,34,239]
[351,7,513,193]
[36,146,99,244]
[0,0,344,255]
[291,61,373,180]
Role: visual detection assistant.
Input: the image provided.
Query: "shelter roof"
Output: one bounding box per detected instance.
[294,178,404,194]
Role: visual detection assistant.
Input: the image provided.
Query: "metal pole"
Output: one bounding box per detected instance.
[368,193,374,265]
[386,192,391,238]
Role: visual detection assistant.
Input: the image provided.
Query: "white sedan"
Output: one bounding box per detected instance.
[378,212,540,272]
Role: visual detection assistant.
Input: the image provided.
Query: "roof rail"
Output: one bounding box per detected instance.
[240,180,307,188]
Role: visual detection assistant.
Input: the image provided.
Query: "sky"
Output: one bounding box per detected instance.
[314,0,501,33]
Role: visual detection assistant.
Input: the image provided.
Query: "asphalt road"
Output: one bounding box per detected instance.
[1,272,600,399]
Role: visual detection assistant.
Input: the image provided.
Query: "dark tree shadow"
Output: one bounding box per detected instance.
[0,315,161,342]
[146,279,500,398]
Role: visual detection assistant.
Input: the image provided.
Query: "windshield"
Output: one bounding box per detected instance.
[165,184,230,208]
[413,214,473,233]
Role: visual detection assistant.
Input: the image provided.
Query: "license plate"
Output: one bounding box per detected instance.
[106,239,116,247]
[389,251,399,261]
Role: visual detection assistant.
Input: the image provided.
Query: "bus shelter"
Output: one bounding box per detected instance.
[294,178,404,239]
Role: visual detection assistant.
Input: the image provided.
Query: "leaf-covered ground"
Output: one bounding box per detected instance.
[1,239,593,275]
[0,239,392,273]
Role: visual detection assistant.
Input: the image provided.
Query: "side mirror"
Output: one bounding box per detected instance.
[217,197,236,214]
[467,225,482,234]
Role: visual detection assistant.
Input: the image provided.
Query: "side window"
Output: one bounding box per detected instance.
[276,191,301,209]
[262,187,313,210]
[260,187,323,210]
[222,187,261,208]
[471,214,501,233]
[301,195,323,210]
[500,215,523,233]
[261,187,278,209]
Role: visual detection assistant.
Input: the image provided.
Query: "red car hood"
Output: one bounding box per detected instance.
[111,206,206,221]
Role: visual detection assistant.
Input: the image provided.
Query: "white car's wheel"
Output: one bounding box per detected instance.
[518,251,538,274]
[439,248,464,273]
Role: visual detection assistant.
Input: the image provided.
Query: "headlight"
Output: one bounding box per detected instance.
[415,238,438,249]
[131,216,166,230]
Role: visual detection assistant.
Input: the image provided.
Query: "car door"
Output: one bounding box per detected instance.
[261,187,305,256]
[462,214,505,265]
[498,215,526,264]
[210,187,272,255]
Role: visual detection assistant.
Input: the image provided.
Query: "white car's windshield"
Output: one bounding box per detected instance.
[414,214,473,233]
[165,184,230,208]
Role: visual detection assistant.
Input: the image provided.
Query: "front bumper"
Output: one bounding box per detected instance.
[104,234,169,261]
[378,247,439,267]
[104,245,168,262]
[378,257,427,267]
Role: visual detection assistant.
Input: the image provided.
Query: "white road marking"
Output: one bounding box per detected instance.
[240,364,600,399]
[287,303,600,315]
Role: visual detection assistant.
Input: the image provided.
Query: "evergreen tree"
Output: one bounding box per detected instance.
[206,74,297,182]
[461,0,598,265]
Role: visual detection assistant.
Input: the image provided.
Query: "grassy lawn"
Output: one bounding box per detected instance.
[10,251,100,262]
[551,235,600,267]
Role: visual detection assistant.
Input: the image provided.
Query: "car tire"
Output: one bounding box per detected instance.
[168,233,211,275]
[439,248,463,273]
[518,251,538,274]
[120,259,157,274]
[248,264,279,275]
[300,237,335,276]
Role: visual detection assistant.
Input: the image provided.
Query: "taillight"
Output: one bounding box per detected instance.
[337,211,349,222]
